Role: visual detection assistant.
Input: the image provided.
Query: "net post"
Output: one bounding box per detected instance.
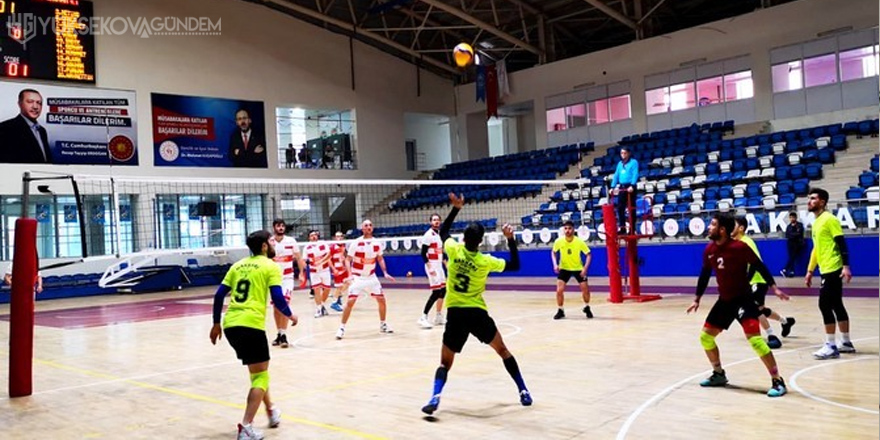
[9,218,37,398]
[626,237,641,297]
[603,203,623,303]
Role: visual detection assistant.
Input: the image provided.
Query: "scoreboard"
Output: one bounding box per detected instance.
[0,0,96,83]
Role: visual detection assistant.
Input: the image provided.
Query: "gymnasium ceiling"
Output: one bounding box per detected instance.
[243,0,804,81]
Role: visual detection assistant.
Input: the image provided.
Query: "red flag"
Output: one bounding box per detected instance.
[486,64,498,119]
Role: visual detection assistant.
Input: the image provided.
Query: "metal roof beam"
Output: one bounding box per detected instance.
[264,0,461,75]
[581,0,637,29]
[418,0,543,55]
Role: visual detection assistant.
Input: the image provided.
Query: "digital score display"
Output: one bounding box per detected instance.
[0,0,96,83]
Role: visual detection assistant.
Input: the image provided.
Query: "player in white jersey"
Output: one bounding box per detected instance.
[328,231,349,312]
[335,219,395,340]
[418,213,447,329]
[269,219,305,348]
[303,230,333,318]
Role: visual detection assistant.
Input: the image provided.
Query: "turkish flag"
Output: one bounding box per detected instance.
[486,64,498,119]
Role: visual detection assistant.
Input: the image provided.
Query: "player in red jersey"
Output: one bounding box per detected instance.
[335,219,396,339]
[268,219,305,348]
[686,214,789,397]
[417,213,447,329]
[328,231,349,312]
[303,230,333,318]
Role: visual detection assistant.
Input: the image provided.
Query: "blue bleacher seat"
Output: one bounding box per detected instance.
[858,120,873,137]
[818,148,835,164]
[843,121,859,134]
[846,187,866,201]
[805,163,822,180]
[872,155,879,173]
[792,179,810,196]
[779,193,796,205]
[859,171,879,188]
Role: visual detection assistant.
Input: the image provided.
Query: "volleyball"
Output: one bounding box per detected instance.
[406,271,413,277]
[453,42,475,68]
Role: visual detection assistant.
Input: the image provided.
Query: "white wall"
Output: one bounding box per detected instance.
[454,0,878,151]
[403,113,452,171]
[0,0,455,194]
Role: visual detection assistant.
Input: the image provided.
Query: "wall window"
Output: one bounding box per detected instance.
[546,107,565,132]
[803,53,838,87]
[669,82,695,111]
[772,61,803,92]
[565,104,587,128]
[587,99,609,125]
[608,94,631,121]
[696,76,723,106]
[723,70,754,101]
[839,45,879,81]
[645,87,668,115]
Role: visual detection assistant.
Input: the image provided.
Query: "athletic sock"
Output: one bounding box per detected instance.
[503,356,527,392]
[825,333,835,345]
[432,366,448,396]
[278,329,286,336]
[841,332,851,343]
[765,327,775,336]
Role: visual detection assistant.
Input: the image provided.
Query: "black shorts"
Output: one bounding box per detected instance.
[820,269,843,299]
[442,307,499,353]
[224,326,270,365]
[705,296,761,331]
[752,283,768,307]
[557,269,586,284]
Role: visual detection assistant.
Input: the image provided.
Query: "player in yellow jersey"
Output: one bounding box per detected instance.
[421,193,532,416]
[804,188,854,360]
[732,217,795,349]
[550,220,593,320]
[210,230,298,440]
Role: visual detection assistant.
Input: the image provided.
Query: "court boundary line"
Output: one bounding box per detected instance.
[788,355,880,415]
[23,358,387,439]
[615,336,880,440]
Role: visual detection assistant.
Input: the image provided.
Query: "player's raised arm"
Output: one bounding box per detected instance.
[440,193,465,241]
[502,224,520,272]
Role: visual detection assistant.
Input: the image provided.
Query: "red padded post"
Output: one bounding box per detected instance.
[9,218,37,398]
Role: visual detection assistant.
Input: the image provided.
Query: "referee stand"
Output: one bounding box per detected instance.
[602,196,661,304]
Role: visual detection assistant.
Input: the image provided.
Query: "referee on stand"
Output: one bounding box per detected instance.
[611,146,639,234]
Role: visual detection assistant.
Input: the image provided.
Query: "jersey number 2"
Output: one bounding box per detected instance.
[234,280,250,303]
[452,273,471,293]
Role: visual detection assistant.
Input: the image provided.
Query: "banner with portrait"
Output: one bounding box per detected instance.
[0,81,138,165]
[151,93,267,168]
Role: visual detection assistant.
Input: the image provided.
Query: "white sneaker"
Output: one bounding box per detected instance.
[237,423,265,440]
[335,327,345,340]
[380,322,394,333]
[434,313,446,326]
[839,341,856,353]
[314,308,323,318]
[268,406,281,428]
[813,343,840,360]
[417,315,433,329]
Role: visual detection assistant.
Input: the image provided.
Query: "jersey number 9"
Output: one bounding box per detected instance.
[234,280,251,303]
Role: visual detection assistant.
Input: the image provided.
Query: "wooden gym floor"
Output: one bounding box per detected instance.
[0,276,877,439]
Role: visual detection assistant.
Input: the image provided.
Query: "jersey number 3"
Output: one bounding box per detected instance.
[452,273,471,293]
[234,280,251,303]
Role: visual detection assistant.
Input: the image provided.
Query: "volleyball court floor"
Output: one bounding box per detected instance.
[0,275,877,439]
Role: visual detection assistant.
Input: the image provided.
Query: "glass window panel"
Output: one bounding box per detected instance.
[772,61,803,92]
[608,94,631,121]
[669,82,695,111]
[696,76,723,106]
[565,103,587,128]
[546,107,566,132]
[723,70,754,101]
[803,53,837,87]
[587,99,610,125]
[839,46,878,81]
[645,87,669,115]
